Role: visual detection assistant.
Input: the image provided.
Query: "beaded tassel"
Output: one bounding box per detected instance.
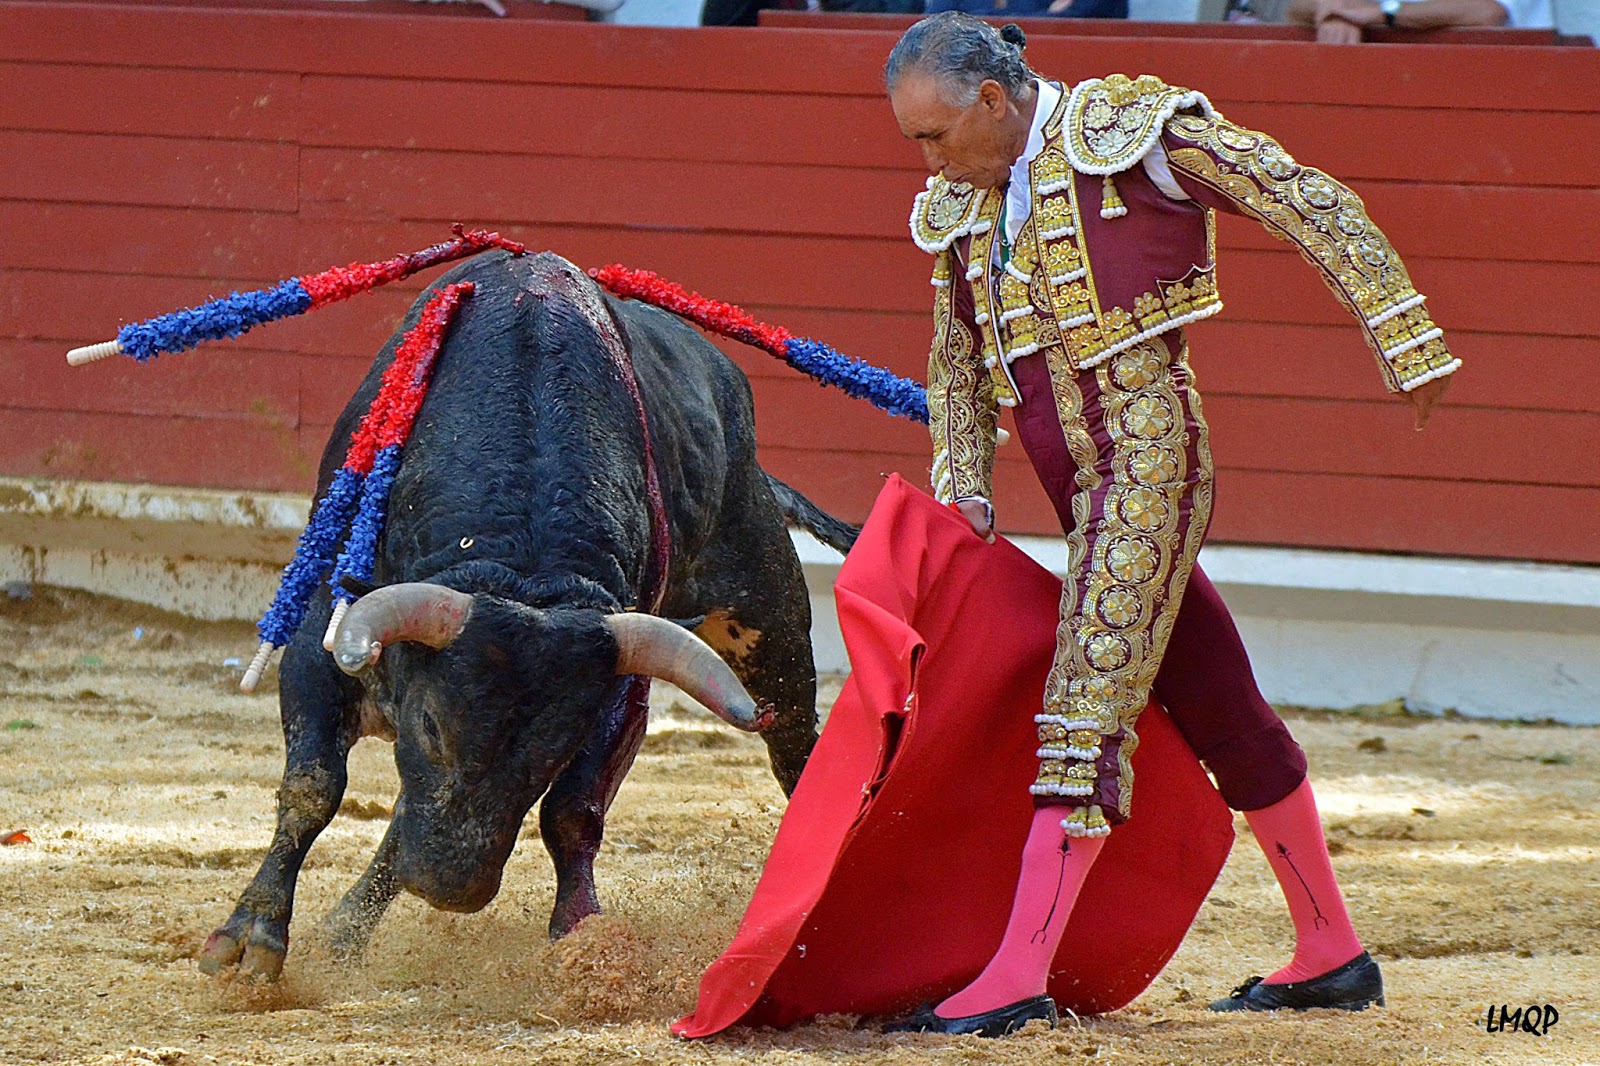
[1100,174,1128,220]
[1062,804,1113,838]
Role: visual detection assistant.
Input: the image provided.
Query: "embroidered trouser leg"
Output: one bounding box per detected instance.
[1011,334,1224,835]
[1010,347,1307,813]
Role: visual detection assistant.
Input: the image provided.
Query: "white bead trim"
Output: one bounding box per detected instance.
[1099,204,1129,220]
[1366,292,1426,328]
[984,355,998,368]
[1056,312,1095,330]
[1062,82,1218,176]
[1004,341,1042,363]
[1037,746,1102,761]
[1040,224,1076,240]
[975,311,991,326]
[997,395,1018,408]
[1038,178,1074,195]
[1049,268,1088,285]
[969,219,993,235]
[1004,262,1033,284]
[1399,357,1462,392]
[1382,327,1444,361]
[966,262,983,281]
[1030,782,1094,797]
[1062,821,1113,839]
[930,275,950,288]
[1072,300,1224,370]
[999,304,1035,325]
[1036,714,1101,731]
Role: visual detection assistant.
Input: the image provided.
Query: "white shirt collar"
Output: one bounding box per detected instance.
[1004,79,1062,245]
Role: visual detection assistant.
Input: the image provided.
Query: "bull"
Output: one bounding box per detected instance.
[199,251,854,981]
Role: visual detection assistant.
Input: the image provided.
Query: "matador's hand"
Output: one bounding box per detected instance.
[1405,375,1451,431]
[955,498,997,544]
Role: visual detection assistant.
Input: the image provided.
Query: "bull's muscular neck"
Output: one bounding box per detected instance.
[378,254,665,612]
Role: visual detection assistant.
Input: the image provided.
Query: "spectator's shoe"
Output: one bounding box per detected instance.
[883,995,1058,1037]
[1208,951,1385,1012]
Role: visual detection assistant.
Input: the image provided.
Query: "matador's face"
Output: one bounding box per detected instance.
[890,71,1024,192]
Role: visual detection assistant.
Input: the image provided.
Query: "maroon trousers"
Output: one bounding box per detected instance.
[1009,347,1306,812]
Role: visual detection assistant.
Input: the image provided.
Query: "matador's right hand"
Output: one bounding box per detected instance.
[1405,375,1451,431]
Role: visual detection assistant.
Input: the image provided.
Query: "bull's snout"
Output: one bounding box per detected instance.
[393,847,504,914]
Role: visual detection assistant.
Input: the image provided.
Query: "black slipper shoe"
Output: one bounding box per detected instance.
[1207,951,1385,1012]
[883,994,1058,1037]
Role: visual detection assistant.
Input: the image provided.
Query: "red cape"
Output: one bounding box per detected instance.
[673,475,1234,1037]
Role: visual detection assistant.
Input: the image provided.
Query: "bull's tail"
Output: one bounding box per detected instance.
[762,472,859,556]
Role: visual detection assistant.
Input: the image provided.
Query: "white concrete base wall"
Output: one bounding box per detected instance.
[4,477,1597,725]
[788,527,1600,727]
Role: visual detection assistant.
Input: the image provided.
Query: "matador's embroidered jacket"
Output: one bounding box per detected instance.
[911,74,1460,835]
[912,73,1461,508]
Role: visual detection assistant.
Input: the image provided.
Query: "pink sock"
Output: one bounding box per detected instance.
[1243,778,1365,984]
[936,807,1105,1018]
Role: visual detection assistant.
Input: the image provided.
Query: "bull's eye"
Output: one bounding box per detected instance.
[421,710,442,750]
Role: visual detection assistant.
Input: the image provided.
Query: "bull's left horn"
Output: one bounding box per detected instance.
[606,614,771,732]
[331,583,474,676]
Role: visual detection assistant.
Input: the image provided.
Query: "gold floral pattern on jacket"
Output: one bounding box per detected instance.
[927,245,998,503]
[1164,111,1459,392]
[1065,74,1206,174]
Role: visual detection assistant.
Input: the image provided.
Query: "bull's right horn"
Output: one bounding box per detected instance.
[606,613,771,732]
[331,583,474,676]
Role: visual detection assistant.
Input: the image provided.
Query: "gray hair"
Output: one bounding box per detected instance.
[884,13,1034,108]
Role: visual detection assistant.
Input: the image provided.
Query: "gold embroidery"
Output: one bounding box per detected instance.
[926,247,997,503]
[1165,112,1459,392]
[1035,148,1071,188]
[1063,74,1214,177]
[1068,74,1181,170]
[911,178,984,253]
[1031,338,1212,832]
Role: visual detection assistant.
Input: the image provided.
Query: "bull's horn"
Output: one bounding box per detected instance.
[331,583,474,676]
[606,613,771,732]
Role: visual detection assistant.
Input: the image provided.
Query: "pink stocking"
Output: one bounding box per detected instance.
[936,807,1105,1018]
[1243,778,1365,984]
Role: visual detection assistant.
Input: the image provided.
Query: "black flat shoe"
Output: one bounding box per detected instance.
[1208,951,1385,1012]
[883,994,1058,1037]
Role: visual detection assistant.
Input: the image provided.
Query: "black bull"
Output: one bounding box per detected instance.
[200,251,857,981]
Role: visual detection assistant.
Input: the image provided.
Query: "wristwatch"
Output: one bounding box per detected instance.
[1380,0,1402,26]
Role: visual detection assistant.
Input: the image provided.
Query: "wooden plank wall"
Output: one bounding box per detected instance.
[1,1,1597,563]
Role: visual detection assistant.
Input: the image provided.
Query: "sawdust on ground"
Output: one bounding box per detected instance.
[0,587,1595,1066]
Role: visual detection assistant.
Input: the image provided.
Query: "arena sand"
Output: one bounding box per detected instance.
[1,587,1595,1066]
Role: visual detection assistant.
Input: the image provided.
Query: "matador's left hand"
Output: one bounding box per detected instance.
[1405,375,1451,431]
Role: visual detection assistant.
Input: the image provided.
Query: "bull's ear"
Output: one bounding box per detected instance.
[339,575,380,599]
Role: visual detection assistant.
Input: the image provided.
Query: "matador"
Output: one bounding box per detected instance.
[884,12,1457,1036]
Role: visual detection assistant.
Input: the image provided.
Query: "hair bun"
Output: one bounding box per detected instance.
[999,23,1027,48]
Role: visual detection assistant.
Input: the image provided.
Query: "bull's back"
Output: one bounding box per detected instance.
[317,252,755,599]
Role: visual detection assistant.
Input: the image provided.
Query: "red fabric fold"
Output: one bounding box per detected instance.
[672,475,1234,1037]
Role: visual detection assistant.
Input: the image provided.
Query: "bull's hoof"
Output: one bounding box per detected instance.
[548,894,601,941]
[199,916,288,982]
[321,907,379,965]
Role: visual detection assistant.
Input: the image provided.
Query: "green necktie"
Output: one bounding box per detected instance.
[997,190,1012,269]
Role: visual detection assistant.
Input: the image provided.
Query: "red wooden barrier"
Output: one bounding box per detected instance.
[0,1,1597,564]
